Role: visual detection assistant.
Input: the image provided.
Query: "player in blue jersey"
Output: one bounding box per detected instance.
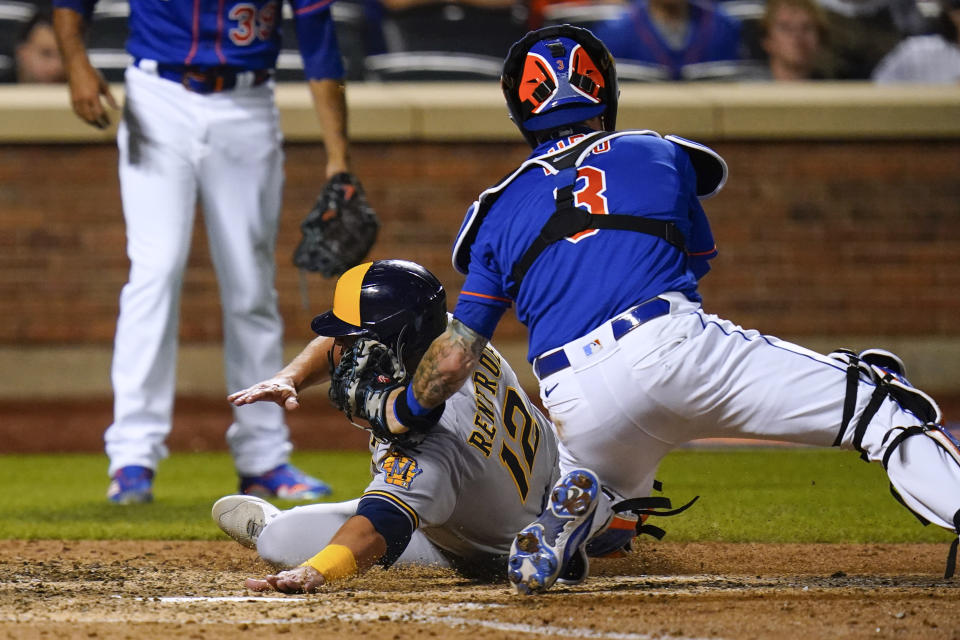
[52,0,351,503]
[363,25,960,594]
[590,0,743,80]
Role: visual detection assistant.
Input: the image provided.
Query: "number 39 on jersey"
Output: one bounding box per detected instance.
[229,0,279,46]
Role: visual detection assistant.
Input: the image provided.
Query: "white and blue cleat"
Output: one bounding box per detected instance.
[508,468,600,595]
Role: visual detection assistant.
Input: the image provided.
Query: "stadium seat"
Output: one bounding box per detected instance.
[85,0,130,82]
[379,2,527,58]
[614,60,671,83]
[273,5,305,83]
[680,59,768,81]
[87,49,132,83]
[88,0,130,49]
[540,2,629,31]
[332,0,369,81]
[364,51,501,81]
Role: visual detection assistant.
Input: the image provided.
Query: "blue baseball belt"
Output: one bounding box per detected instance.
[135,59,273,94]
[533,297,671,379]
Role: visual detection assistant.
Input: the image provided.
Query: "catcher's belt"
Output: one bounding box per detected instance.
[533,297,670,379]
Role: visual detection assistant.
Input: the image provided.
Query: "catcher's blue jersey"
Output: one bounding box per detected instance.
[54,0,343,78]
[453,130,718,361]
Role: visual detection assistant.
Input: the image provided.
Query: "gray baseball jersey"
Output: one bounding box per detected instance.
[364,343,560,559]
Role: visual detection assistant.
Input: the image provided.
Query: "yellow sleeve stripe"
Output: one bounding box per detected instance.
[362,490,420,529]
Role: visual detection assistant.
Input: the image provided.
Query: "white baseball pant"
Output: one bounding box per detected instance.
[538,291,960,533]
[253,499,453,569]
[105,65,291,477]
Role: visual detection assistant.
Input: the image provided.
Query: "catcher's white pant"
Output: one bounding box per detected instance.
[105,65,290,476]
[253,499,453,570]
[538,291,960,533]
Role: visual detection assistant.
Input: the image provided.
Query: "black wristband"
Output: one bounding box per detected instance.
[394,388,445,432]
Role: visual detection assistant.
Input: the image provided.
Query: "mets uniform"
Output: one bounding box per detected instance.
[589,0,742,80]
[52,0,344,477]
[252,342,595,572]
[451,128,960,545]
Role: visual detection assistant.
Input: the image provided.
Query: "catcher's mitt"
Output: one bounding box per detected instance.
[329,339,412,444]
[293,172,379,278]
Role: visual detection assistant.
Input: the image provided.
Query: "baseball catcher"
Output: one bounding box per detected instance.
[357,24,960,595]
[293,172,379,277]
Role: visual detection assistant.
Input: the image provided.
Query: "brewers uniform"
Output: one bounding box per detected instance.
[247,342,593,573]
[52,0,344,487]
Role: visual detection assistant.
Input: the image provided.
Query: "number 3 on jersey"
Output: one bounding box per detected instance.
[229,1,278,46]
[568,166,608,243]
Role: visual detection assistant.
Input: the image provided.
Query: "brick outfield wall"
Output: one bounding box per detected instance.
[1,139,959,347]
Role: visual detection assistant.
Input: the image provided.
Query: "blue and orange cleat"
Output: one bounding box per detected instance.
[239,463,332,501]
[107,465,154,504]
[508,468,600,595]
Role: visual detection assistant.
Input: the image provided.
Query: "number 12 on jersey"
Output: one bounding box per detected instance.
[467,350,542,501]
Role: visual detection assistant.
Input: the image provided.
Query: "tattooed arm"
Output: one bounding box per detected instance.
[412,318,488,407]
[385,318,488,434]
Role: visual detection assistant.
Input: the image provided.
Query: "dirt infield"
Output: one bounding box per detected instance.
[6,398,960,639]
[2,540,959,640]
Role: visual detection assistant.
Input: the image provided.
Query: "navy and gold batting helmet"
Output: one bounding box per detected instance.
[310,260,447,372]
[501,24,619,147]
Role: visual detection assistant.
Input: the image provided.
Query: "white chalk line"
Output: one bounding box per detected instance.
[142,596,308,603]
[3,598,718,640]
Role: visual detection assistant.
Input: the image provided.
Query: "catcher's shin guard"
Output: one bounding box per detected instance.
[881,424,960,577]
[830,348,960,576]
[829,348,942,458]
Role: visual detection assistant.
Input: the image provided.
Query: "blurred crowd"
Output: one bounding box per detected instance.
[1,0,957,84]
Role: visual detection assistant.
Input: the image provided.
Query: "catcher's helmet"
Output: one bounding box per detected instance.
[311,260,447,372]
[501,24,619,147]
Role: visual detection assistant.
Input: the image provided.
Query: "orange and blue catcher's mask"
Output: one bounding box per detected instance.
[502,25,619,147]
[516,36,607,132]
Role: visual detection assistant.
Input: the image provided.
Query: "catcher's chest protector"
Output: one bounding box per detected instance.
[451,129,728,289]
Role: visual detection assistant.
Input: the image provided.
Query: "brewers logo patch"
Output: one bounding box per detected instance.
[381,453,422,489]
